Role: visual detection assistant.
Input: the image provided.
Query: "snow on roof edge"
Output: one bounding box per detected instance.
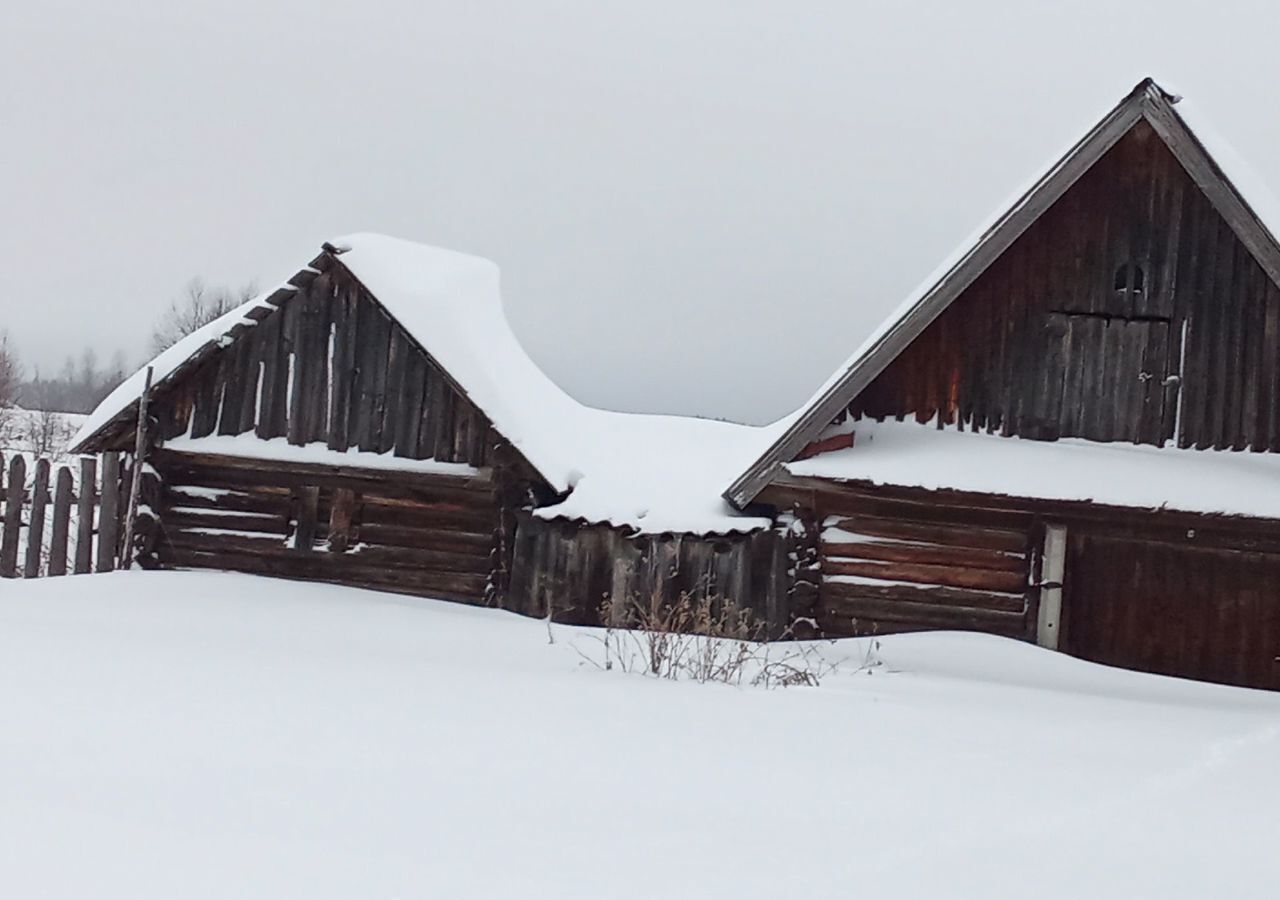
[70,284,297,453]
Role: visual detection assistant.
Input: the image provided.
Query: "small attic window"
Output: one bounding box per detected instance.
[1113,263,1145,297]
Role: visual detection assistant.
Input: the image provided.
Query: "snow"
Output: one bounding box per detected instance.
[531,410,778,533]
[73,233,780,535]
[788,417,1280,519]
[3,569,1279,899]
[335,234,780,534]
[0,405,86,459]
[162,433,483,478]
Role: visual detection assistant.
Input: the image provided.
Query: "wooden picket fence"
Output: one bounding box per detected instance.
[0,450,130,579]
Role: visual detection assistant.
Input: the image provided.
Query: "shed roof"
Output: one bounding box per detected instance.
[724,77,1280,508]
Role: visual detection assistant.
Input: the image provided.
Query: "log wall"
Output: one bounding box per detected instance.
[848,119,1280,451]
[149,450,502,604]
[763,475,1280,690]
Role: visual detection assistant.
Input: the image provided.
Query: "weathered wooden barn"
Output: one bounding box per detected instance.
[726,79,1280,691]
[72,235,790,628]
[76,77,1280,692]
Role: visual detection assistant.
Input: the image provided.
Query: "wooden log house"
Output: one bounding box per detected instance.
[726,79,1280,691]
[77,78,1280,692]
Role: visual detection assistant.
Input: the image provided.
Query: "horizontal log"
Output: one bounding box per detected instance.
[824,559,1026,593]
[164,486,293,516]
[820,579,1027,614]
[822,538,1026,573]
[165,530,290,554]
[347,544,493,573]
[358,499,496,532]
[355,523,494,552]
[823,514,1028,553]
[151,449,495,498]
[165,509,289,535]
[165,530,490,574]
[817,596,1028,638]
[157,547,490,601]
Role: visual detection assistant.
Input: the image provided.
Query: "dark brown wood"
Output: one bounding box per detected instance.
[1062,534,1280,690]
[824,559,1025,594]
[165,509,289,534]
[822,580,1026,614]
[293,485,320,551]
[75,457,96,574]
[97,452,121,573]
[121,366,154,569]
[1,454,25,577]
[23,458,50,578]
[823,513,1027,553]
[327,488,357,552]
[47,466,74,577]
[822,537,1025,573]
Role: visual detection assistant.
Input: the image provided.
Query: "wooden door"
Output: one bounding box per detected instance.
[1037,314,1177,444]
[1061,533,1280,690]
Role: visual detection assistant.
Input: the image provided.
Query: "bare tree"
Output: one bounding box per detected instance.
[151,278,256,354]
[22,378,76,457]
[0,332,21,445]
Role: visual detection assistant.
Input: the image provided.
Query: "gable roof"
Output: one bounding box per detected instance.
[72,235,581,492]
[724,77,1280,509]
[73,234,783,535]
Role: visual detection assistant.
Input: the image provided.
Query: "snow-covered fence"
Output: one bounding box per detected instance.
[0,451,128,579]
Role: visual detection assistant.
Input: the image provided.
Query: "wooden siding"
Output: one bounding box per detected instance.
[1063,535,1280,691]
[149,450,501,604]
[505,514,791,635]
[849,119,1280,451]
[124,259,501,469]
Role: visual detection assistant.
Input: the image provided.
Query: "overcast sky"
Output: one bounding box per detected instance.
[5,1,1280,423]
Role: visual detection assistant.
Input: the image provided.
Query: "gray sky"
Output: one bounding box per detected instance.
[5,1,1280,424]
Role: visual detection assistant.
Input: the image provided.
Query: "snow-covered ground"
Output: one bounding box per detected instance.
[2,571,1278,899]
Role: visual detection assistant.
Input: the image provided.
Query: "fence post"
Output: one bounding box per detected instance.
[97,452,121,573]
[75,456,97,574]
[22,458,50,578]
[1,455,25,578]
[48,466,74,577]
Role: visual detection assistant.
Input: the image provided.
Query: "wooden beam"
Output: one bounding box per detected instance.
[22,458,50,578]
[75,457,97,574]
[1036,523,1067,650]
[120,366,153,569]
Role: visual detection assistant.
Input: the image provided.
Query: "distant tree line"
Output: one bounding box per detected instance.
[0,277,256,418]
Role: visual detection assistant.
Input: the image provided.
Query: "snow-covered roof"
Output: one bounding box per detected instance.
[74,233,780,535]
[787,418,1280,521]
[726,76,1280,508]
